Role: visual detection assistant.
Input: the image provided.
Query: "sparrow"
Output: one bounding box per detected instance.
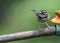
[32,9,50,29]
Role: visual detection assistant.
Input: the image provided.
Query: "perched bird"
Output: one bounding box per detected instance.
[32,9,50,29]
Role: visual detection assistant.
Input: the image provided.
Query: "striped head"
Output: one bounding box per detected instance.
[32,9,50,22]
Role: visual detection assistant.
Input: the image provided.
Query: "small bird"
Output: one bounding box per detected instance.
[32,9,50,29]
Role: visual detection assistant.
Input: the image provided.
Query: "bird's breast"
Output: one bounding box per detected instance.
[37,17,48,23]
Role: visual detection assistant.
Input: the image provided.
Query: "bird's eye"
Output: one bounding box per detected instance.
[41,13,45,15]
[42,12,44,13]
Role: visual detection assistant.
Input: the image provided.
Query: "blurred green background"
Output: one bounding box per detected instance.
[0,0,60,43]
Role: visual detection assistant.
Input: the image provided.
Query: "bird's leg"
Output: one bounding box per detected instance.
[45,22,50,28]
[37,22,41,29]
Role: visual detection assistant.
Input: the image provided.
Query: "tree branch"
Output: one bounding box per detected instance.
[0,26,56,43]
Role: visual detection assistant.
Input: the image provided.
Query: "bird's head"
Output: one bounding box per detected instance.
[32,9,49,19]
[38,10,49,19]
